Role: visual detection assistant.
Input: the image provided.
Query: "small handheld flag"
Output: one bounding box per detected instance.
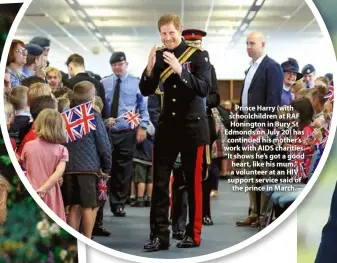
[324,86,334,102]
[61,101,96,143]
[124,110,141,129]
[98,176,109,201]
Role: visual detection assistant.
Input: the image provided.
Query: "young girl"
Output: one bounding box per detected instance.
[21,108,68,221]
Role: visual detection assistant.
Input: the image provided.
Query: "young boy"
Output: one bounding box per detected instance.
[8,85,31,147]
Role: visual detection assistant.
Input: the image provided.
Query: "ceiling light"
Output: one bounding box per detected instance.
[247,11,256,20]
[282,15,291,19]
[84,8,120,17]
[77,10,86,19]
[86,22,95,30]
[255,0,264,6]
[239,23,249,31]
[95,32,103,39]
[66,0,75,5]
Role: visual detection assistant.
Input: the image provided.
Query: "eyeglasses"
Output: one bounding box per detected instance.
[15,48,27,55]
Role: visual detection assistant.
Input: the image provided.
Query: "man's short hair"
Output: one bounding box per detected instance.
[157,14,182,31]
[66,53,85,67]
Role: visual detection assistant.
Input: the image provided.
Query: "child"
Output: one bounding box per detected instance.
[57,97,70,113]
[287,98,315,181]
[130,121,154,207]
[21,108,68,221]
[16,95,58,157]
[8,85,31,146]
[4,102,16,150]
[62,80,111,238]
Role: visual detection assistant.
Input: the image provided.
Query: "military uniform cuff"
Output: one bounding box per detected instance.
[180,68,189,84]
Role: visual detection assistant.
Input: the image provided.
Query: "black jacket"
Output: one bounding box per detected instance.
[206,65,220,144]
[139,40,212,146]
[68,72,106,118]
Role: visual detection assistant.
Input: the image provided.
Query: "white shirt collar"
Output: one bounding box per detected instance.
[283,84,291,91]
[249,54,266,66]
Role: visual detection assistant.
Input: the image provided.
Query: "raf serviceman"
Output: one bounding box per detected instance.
[102,51,149,217]
[301,64,316,89]
[140,14,211,251]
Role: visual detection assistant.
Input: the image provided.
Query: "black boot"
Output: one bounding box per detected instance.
[144,236,170,252]
[176,236,199,248]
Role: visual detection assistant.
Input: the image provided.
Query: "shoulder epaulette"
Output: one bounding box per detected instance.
[186,43,203,51]
[128,74,139,80]
[156,46,166,51]
[102,74,113,80]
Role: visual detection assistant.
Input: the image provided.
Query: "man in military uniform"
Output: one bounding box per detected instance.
[140,14,211,251]
[301,64,316,88]
[182,28,220,226]
[102,52,149,217]
[170,29,219,234]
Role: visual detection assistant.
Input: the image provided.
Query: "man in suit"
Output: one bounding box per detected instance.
[236,32,283,227]
[66,54,106,117]
[140,14,211,251]
[315,182,337,262]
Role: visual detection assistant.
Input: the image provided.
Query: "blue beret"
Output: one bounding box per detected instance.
[301,64,315,75]
[325,73,333,81]
[29,36,50,48]
[25,43,43,56]
[109,51,126,64]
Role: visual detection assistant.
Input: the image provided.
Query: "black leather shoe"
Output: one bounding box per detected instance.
[131,200,144,207]
[144,199,151,207]
[202,216,214,226]
[113,207,126,217]
[144,237,170,252]
[92,227,111,236]
[172,231,185,240]
[176,236,200,248]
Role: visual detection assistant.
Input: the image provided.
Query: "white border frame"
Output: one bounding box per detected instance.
[0,0,336,262]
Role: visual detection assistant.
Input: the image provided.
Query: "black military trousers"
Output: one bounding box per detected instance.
[150,139,204,245]
[108,129,136,212]
[315,181,337,263]
[171,165,188,232]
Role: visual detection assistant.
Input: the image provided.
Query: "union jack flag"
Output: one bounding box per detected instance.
[321,129,329,148]
[98,176,109,201]
[324,85,334,102]
[124,110,141,129]
[61,101,96,143]
[290,158,306,179]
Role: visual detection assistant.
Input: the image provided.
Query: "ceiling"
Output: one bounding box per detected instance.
[13,0,327,78]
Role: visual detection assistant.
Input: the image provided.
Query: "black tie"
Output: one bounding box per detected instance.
[111,78,121,118]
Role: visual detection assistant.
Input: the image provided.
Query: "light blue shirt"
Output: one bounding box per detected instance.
[7,67,26,88]
[22,67,35,77]
[241,54,266,112]
[101,73,149,131]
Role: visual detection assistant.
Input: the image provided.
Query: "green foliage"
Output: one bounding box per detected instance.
[0,135,77,262]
